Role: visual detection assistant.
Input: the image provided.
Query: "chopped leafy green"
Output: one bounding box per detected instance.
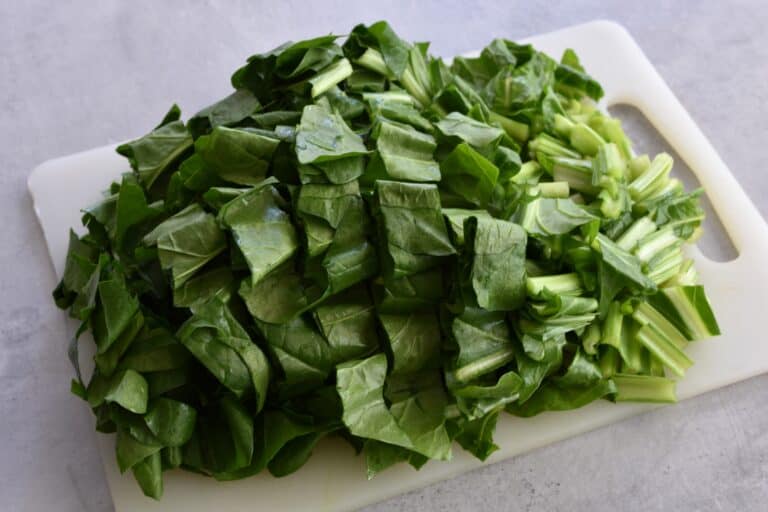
[53,21,720,497]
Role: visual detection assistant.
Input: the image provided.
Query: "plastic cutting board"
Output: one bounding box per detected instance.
[28,20,768,512]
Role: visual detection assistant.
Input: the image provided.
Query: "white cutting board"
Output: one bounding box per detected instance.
[28,20,768,512]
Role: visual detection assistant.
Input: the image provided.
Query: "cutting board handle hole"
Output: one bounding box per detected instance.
[608,104,739,262]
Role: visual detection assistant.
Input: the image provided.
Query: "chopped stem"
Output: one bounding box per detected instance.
[453,347,515,383]
[530,134,580,159]
[553,114,575,138]
[635,323,692,377]
[612,374,677,403]
[635,227,679,263]
[633,302,688,349]
[354,48,394,78]
[310,58,354,98]
[362,90,417,108]
[489,111,530,142]
[526,273,582,296]
[553,164,598,195]
[511,161,542,184]
[616,216,657,251]
[582,322,601,355]
[645,177,682,202]
[538,181,570,198]
[628,154,651,181]
[629,153,673,200]
[599,346,620,377]
[401,68,430,107]
[601,302,624,346]
[570,122,605,157]
[648,250,684,285]
[663,286,718,339]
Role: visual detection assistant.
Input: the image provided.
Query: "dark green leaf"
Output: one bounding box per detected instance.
[144,398,197,447]
[195,126,279,185]
[439,143,499,207]
[379,311,441,376]
[219,182,298,285]
[117,106,193,188]
[177,299,270,409]
[143,204,227,288]
[464,216,527,311]
[373,180,455,278]
[189,89,262,138]
[132,451,163,499]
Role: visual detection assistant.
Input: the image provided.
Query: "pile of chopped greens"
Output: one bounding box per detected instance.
[53,21,720,499]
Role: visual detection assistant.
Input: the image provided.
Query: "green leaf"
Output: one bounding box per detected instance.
[485,52,556,115]
[270,432,325,477]
[451,308,515,383]
[295,105,368,166]
[369,120,440,182]
[509,348,616,417]
[367,98,433,133]
[114,176,163,250]
[372,268,444,313]
[513,197,597,237]
[594,234,657,293]
[118,328,190,373]
[296,181,363,257]
[117,106,193,188]
[219,182,298,285]
[449,409,500,461]
[143,203,227,288]
[435,112,505,149]
[373,180,455,278]
[386,372,452,461]
[173,267,235,310]
[177,299,270,409]
[53,230,98,310]
[116,427,162,473]
[256,315,333,397]
[313,285,380,362]
[94,311,144,376]
[452,370,522,419]
[189,89,262,138]
[439,143,499,207]
[92,275,140,354]
[239,261,307,324]
[144,398,197,447]
[513,333,566,403]
[378,311,442,376]
[364,441,425,479]
[194,395,256,474]
[104,369,149,414]
[442,209,492,246]
[464,216,527,311]
[345,21,411,78]
[132,451,163,499]
[215,410,318,480]
[336,354,413,449]
[195,126,279,185]
[555,49,604,100]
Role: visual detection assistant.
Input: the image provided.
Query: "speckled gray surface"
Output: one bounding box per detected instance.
[2,1,767,511]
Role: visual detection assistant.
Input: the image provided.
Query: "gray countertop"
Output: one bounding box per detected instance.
[1,1,766,511]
